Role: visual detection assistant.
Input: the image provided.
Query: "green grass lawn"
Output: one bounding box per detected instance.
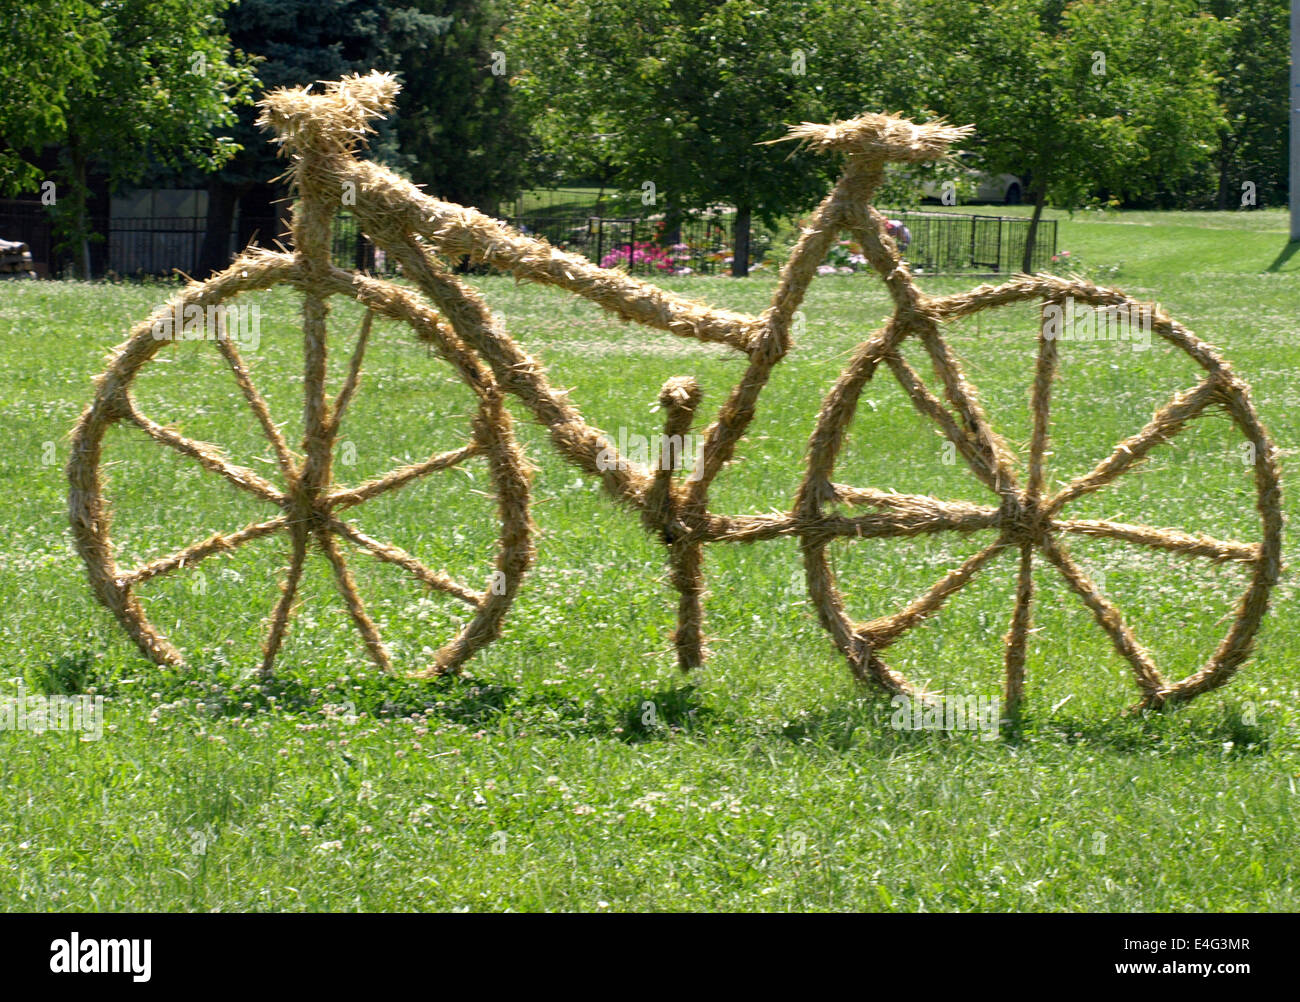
[0,208,1297,911]
[509,185,643,218]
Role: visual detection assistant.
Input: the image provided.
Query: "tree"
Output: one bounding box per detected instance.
[1205,0,1290,209]
[504,3,642,212]
[194,0,411,277]
[190,1,524,276]
[389,1,529,212]
[0,0,257,277]
[916,0,1227,271]
[513,0,858,276]
[0,1,103,197]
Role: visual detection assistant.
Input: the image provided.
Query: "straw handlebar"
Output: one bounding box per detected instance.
[770,113,973,164]
[257,72,401,156]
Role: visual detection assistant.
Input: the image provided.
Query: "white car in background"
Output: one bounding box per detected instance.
[921,152,1023,205]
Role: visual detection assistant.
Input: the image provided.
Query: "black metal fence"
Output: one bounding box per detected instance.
[505,215,744,276]
[0,204,388,278]
[505,210,1053,277]
[877,209,1058,274]
[0,200,1054,279]
[107,216,204,275]
[101,214,383,276]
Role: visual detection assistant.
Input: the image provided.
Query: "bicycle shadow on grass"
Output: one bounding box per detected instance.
[27,648,739,744]
[22,652,597,733]
[773,692,1272,759]
[23,652,1272,758]
[614,684,719,743]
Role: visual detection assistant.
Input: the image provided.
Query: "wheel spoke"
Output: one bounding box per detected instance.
[915,328,1019,499]
[122,396,285,506]
[1054,518,1258,564]
[214,328,299,483]
[1039,534,1165,697]
[1002,543,1034,716]
[1026,303,1060,503]
[123,515,289,586]
[803,493,1003,544]
[328,516,484,608]
[860,539,1008,649]
[316,265,495,397]
[316,528,394,672]
[1046,376,1223,515]
[328,309,373,436]
[831,485,999,516]
[327,443,482,510]
[261,527,308,676]
[884,351,1009,497]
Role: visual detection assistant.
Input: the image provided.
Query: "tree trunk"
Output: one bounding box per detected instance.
[1021,186,1047,274]
[731,204,751,277]
[663,193,682,247]
[1214,135,1234,210]
[197,178,242,278]
[594,159,614,217]
[68,135,92,279]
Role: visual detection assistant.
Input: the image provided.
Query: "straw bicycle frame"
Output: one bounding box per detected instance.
[70,75,1282,717]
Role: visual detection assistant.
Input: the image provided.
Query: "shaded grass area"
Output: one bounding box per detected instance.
[0,208,1296,911]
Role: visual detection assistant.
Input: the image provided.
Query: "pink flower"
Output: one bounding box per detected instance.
[600,241,676,271]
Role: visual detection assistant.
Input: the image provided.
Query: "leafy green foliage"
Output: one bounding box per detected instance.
[1205,0,1291,208]
[511,0,858,274]
[387,1,528,211]
[0,0,104,194]
[913,0,1229,269]
[0,0,258,277]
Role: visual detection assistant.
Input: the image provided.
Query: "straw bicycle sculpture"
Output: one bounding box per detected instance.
[69,73,1281,717]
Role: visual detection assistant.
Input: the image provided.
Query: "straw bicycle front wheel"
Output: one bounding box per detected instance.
[68,249,533,678]
[799,275,1281,714]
